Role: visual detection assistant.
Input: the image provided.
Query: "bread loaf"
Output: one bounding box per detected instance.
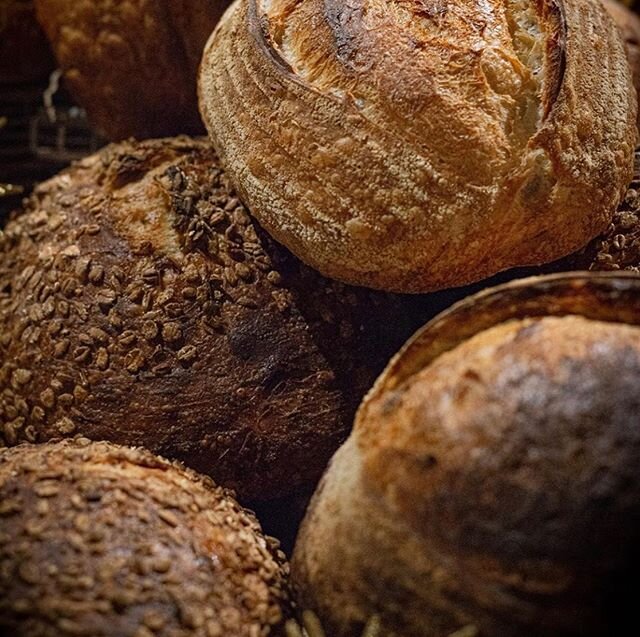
[199,0,637,293]
[0,439,289,636]
[292,272,640,636]
[35,0,231,139]
[0,136,423,501]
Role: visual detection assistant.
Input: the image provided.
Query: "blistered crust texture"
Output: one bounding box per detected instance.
[604,0,640,125]
[0,136,418,500]
[293,312,640,636]
[34,0,230,139]
[199,0,636,292]
[564,147,640,271]
[0,439,289,636]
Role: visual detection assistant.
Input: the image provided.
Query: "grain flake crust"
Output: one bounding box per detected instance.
[199,0,636,292]
[0,438,290,636]
[292,274,640,636]
[0,136,419,501]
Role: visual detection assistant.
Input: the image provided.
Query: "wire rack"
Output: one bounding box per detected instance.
[0,70,103,219]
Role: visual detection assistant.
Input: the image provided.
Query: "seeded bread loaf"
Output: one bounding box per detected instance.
[199,0,636,293]
[0,438,290,636]
[292,273,640,636]
[0,136,423,501]
[34,0,231,139]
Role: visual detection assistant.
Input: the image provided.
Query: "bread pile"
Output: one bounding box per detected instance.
[2,1,640,635]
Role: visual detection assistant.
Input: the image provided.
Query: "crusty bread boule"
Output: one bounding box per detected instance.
[0,136,424,501]
[34,0,231,139]
[199,0,637,293]
[0,438,290,636]
[292,272,640,636]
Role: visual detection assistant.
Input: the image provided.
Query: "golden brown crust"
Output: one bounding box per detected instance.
[199,0,637,293]
[34,0,231,140]
[0,438,290,636]
[604,0,640,126]
[0,0,54,84]
[292,273,640,636]
[0,136,423,501]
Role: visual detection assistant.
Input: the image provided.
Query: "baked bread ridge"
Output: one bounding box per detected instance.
[199,0,637,293]
[604,0,640,126]
[0,438,290,636]
[292,272,640,636]
[34,0,231,140]
[0,136,420,501]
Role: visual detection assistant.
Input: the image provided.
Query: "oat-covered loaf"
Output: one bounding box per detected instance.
[0,438,290,636]
[199,0,637,293]
[0,136,421,501]
[0,0,53,84]
[292,273,640,636]
[34,0,231,139]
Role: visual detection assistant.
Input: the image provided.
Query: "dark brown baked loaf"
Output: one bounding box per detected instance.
[292,273,640,637]
[0,136,422,501]
[0,0,54,84]
[0,438,290,636]
[34,0,231,139]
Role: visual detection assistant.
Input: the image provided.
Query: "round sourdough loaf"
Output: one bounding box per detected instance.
[292,272,640,636]
[199,0,637,292]
[34,0,231,139]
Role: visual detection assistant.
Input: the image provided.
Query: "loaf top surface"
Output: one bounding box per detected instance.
[0,438,289,636]
[359,313,640,542]
[199,0,637,292]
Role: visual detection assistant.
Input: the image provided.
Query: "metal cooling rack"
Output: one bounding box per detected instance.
[0,70,103,219]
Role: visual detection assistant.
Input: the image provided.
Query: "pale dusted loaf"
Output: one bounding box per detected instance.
[199,0,637,292]
[292,273,640,636]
